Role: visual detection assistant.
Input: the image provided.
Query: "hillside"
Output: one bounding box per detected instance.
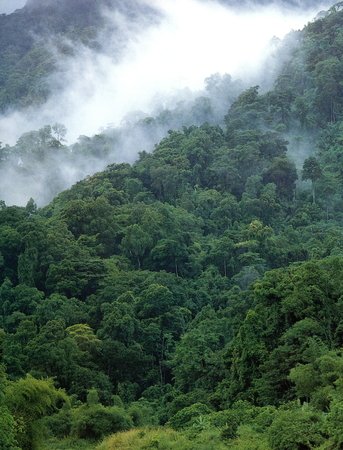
[1,2,343,450]
[0,0,157,111]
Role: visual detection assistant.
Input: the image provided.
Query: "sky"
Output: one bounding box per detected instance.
[0,0,26,14]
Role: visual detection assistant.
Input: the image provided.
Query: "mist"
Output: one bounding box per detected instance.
[0,0,26,14]
[0,0,334,206]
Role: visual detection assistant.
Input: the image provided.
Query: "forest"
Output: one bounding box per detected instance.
[1,1,343,449]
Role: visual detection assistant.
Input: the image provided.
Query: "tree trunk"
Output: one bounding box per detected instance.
[312,182,316,204]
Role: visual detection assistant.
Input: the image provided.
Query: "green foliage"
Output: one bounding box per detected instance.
[0,367,18,450]
[1,4,343,448]
[97,426,230,450]
[0,405,18,450]
[44,406,73,439]
[326,399,343,448]
[4,375,67,450]
[168,403,213,430]
[228,426,270,450]
[97,428,192,450]
[268,407,325,450]
[302,157,322,204]
[71,404,132,440]
[40,437,95,450]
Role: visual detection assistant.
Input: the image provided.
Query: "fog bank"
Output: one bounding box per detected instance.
[0,0,331,145]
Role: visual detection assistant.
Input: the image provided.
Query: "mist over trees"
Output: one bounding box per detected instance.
[0,0,158,112]
[1,1,343,450]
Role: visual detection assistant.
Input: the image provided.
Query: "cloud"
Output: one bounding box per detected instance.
[0,0,331,145]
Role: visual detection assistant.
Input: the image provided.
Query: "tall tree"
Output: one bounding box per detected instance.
[302,156,322,204]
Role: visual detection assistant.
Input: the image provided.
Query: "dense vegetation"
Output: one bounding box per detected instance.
[1,2,343,449]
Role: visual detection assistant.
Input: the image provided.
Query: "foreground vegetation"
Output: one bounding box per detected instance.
[1,2,343,449]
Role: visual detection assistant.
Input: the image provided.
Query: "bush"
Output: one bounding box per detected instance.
[168,403,213,430]
[72,405,132,440]
[97,427,231,450]
[268,407,325,450]
[228,425,270,450]
[97,427,193,450]
[44,407,73,438]
[128,401,158,427]
[326,400,343,448]
[0,405,18,450]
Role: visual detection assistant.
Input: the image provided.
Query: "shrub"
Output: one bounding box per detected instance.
[97,428,192,450]
[72,405,132,440]
[268,407,325,450]
[168,403,213,430]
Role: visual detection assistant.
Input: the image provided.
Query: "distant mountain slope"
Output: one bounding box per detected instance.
[0,0,157,111]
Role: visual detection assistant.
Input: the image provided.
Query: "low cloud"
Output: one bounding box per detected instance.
[0,0,331,144]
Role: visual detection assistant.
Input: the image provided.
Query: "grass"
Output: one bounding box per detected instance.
[97,428,193,450]
[39,437,98,450]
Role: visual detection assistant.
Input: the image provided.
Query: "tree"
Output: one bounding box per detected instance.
[263,157,298,201]
[51,123,67,142]
[302,157,322,204]
[46,257,105,299]
[172,309,230,392]
[120,224,153,269]
[0,366,17,450]
[150,239,189,277]
[327,399,343,448]
[136,284,175,319]
[66,323,101,354]
[5,375,67,450]
[314,57,343,123]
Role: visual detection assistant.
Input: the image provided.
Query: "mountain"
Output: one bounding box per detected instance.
[0,2,343,450]
[0,0,334,113]
[0,0,340,207]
